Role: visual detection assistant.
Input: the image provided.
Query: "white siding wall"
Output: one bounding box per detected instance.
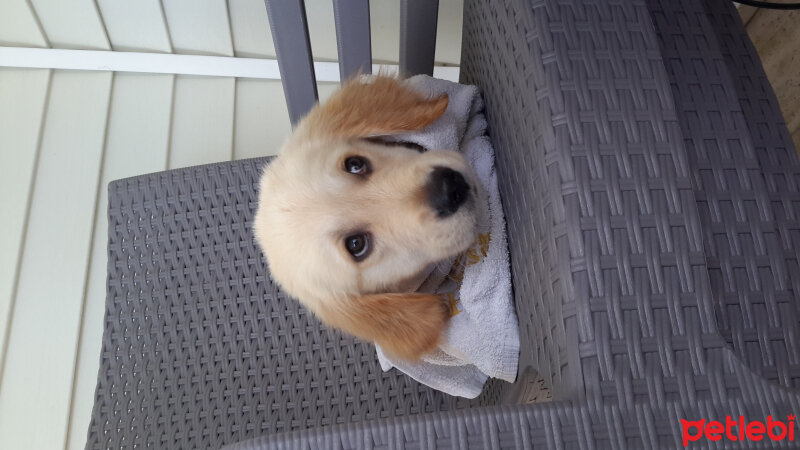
[0,1,463,448]
[0,70,113,450]
[0,68,51,414]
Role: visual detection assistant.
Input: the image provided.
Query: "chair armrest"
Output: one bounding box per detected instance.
[223,370,797,450]
[460,0,800,405]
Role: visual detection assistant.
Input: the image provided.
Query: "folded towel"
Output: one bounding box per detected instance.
[374,75,520,399]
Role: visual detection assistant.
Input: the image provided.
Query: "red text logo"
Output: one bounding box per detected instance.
[681,415,796,446]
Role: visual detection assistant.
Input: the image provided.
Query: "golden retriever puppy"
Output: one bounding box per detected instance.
[253,76,479,360]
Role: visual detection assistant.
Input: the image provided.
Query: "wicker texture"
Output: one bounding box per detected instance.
[88,0,800,448]
[693,0,800,390]
[228,364,799,449]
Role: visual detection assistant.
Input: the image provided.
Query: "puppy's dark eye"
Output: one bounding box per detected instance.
[344,233,371,261]
[344,156,370,175]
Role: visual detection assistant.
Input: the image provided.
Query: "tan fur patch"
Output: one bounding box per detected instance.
[298,75,449,140]
[320,292,451,361]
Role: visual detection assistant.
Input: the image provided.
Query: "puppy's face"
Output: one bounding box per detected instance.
[254,76,478,360]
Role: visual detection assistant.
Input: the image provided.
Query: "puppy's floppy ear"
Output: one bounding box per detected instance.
[299,75,448,139]
[322,292,450,361]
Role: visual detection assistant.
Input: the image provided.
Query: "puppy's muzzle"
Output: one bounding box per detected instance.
[427,166,470,217]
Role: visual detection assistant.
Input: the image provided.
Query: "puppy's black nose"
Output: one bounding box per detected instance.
[427,166,470,217]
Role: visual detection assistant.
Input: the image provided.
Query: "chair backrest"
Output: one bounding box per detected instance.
[264,0,440,125]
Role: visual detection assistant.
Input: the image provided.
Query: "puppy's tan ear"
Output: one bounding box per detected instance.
[323,292,450,361]
[300,76,448,139]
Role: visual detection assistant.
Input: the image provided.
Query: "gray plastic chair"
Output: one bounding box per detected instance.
[86,0,800,448]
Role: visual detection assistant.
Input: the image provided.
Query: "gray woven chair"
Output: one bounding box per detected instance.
[86,0,800,448]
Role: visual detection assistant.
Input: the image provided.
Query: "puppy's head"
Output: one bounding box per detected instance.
[254,76,478,360]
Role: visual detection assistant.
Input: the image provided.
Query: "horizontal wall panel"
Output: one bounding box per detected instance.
[435,0,463,66]
[97,0,172,52]
[234,78,288,159]
[229,0,274,57]
[0,0,49,47]
[162,0,234,56]
[170,75,235,168]
[0,70,112,450]
[318,81,339,104]
[29,0,110,50]
[305,0,338,61]
[0,68,51,380]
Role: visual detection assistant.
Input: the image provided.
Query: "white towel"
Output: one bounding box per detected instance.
[374,75,520,399]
